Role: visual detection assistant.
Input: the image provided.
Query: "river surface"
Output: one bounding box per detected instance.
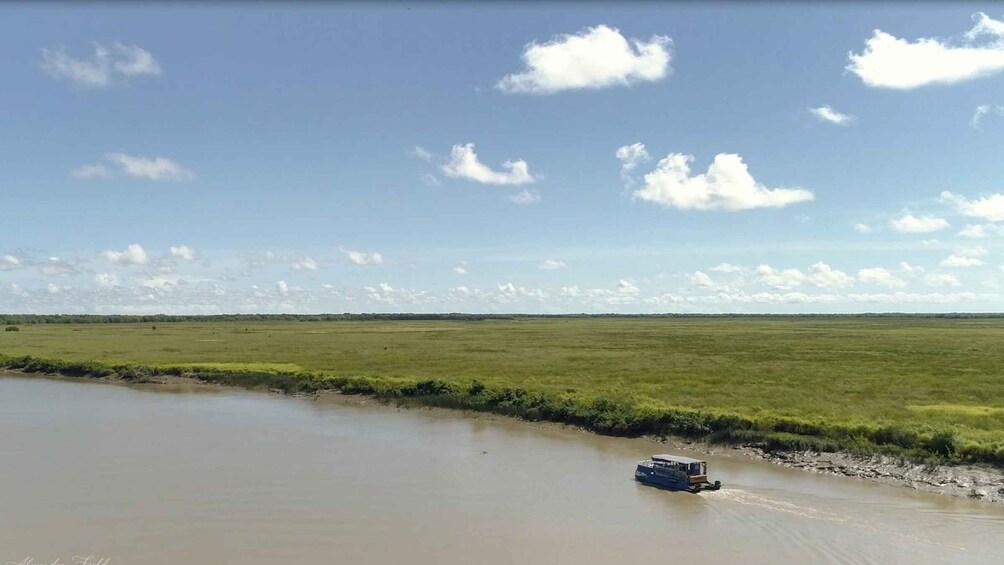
[2,375,1003,565]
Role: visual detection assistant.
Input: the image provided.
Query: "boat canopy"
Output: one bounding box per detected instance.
[651,454,704,465]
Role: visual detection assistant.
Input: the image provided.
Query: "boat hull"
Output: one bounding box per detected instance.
[635,464,721,493]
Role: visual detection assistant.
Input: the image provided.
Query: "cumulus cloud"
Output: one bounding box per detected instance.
[710,262,743,273]
[41,42,162,88]
[690,271,728,291]
[94,273,120,289]
[169,245,197,261]
[959,224,1004,238]
[508,189,541,204]
[276,280,289,295]
[940,191,1004,222]
[497,25,672,94]
[755,265,806,289]
[941,254,984,267]
[926,273,961,287]
[807,262,855,288]
[890,214,950,233]
[339,246,383,266]
[631,152,813,211]
[1,254,22,271]
[616,142,651,172]
[941,246,987,267]
[854,223,873,234]
[539,259,567,270]
[101,244,149,265]
[858,267,907,288]
[847,13,1004,89]
[809,105,854,125]
[291,257,319,271]
[440,143,536,186]
[74,152,194,181]
[452,262,468,275]
[616,279,639,295]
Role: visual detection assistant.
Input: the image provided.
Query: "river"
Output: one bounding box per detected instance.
[2,375,1003,564]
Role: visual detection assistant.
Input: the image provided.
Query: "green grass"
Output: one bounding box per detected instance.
[2,316,1003,463]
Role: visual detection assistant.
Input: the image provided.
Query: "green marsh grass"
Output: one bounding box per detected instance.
[2,316,1003,464]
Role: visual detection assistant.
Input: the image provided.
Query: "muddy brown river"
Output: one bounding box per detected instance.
[2,375,1003,564]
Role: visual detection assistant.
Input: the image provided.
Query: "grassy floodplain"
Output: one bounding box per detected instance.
[2,315,1004,464]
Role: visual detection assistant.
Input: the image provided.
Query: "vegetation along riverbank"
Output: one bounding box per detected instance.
[2,315,1003,476]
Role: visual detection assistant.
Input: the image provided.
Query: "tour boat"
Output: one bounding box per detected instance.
[635,454,722,493]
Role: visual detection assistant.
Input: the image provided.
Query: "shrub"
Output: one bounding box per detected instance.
[4,326,19,332]
[925,428,959,457]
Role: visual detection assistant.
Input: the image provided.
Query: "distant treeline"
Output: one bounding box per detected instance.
[2,312,1004,324]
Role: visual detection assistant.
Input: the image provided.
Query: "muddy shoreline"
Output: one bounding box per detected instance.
[7,369,1004,506]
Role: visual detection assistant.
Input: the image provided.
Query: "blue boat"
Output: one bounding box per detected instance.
[635,454,722,493]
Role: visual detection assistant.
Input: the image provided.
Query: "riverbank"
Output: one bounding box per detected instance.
[3,358,1003,506]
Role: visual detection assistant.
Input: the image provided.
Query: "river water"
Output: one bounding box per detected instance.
[2,375,1003,565]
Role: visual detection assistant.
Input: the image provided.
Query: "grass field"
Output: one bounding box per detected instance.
[2,316,1003,463]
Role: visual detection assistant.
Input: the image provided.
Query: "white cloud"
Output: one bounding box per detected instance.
[853,223,873,234]
[926,273,962,287]
[940,246,987,267]
[41,42,162,88]
[807,262,855,288]
[411,145,434,162]
[292,257,319,271]
[890,214,950,233]
[1,254,22,271]
[169,245,197,261]
[616,279,640,295]
[969,105,1004,129]
[941,254,984,267]
[94,273,119,289]
[105,153,194,181]
[276,280,289,295]
[899,262,925,274]
[420,173,441,187]
[858,267,907,288]
[959,223,1004,238]
[339,246,383,266]
[755,265,806,289]
[497,25,672,94]
[710,262,743,273]
[941,191,1004,222]
[847,13,1004,89]
[38,257,80,277]
[539,259,567,270]
[441,143,536,185]
[101,244,149,265]
[508,189,541,204]
[74,153,194,181]
[631,152,813,211]
[615,142,651,173]
[690,271,728,291]
[809,105,854,125]
[71,163,112,179]
[452,262,468,275]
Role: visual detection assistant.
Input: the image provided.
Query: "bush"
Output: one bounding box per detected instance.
[4,326,19,332]
[925,428,959,457]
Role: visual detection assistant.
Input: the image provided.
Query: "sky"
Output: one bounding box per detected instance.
[2,2,1004,314]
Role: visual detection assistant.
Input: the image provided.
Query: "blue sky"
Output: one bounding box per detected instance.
[2,3,1004,314]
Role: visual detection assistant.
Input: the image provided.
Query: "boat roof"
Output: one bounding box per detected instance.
[652,454,704,464]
